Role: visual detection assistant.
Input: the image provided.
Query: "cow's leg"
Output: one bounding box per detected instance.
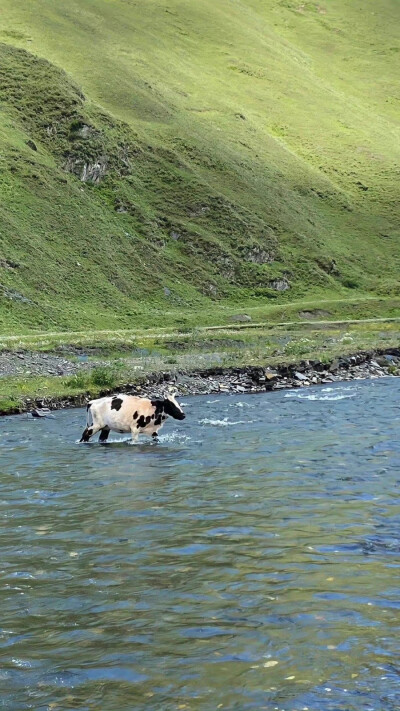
[99,427,110,443]
[130,426,140,443]
[79,424,101,443]
[80,427,91,443]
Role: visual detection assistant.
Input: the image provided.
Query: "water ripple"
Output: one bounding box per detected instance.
[0,378,399,710]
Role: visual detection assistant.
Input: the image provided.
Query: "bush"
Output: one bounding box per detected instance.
[63,372,89,389]
[90,366,119,388]
[342,277,359,289]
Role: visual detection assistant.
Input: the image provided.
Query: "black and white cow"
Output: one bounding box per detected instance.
[80,392,185,443]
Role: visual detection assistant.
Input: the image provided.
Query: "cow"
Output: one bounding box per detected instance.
[79,391,185,443]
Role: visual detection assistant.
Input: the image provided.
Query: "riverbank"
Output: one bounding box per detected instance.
[2,347,399,416]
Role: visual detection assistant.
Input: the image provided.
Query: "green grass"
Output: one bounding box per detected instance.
[1,319,400,414]
[1,295,400,353]
[0,1,399,334]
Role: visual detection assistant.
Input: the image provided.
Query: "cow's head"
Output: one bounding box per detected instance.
[163,391,186,420]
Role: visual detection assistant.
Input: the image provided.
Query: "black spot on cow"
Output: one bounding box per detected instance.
[133,411,138,420]
[137,415,147,428]
[111,397,123,411]
[145,415,151,425]
[151,399,164,415]
[154,415,162,426]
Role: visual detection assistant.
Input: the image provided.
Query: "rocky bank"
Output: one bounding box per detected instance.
[3,348,399,416]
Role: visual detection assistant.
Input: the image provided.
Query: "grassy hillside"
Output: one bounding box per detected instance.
[0,0,399,333]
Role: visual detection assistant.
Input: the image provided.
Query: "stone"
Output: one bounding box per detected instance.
[243,247,274,264]
[269,278,290,291]
[329,360,340,373]
[31,408,51,418]
[64,156,108,184]
[76,124,92,139]
[294,371,308,381]
[26,139,37,151]
[230,314,252,323]
[265,370,278,381]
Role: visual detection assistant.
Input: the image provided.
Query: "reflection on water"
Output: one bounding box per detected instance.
[0,379,399,710]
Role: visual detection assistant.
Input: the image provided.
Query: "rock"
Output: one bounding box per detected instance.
[31,408,52,418]
[76,124,92,139]
[64,156,108,184]
[370,360,381,368]
[377,354,397,365]
[0,258,19,270]
[242,247,274,264]
[230,314,252,323]
[329,359,340,373]
[269,278,290,291]
[26,139,38,151]
[299,309,331,319]
[265,370,278,381]
[2,287,32,304]
[294,371,308,381]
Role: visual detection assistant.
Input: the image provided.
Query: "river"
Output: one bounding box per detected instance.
[0,378,399,710]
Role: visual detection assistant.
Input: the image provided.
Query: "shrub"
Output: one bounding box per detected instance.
[90,366,119,388]
[63,372,89,389]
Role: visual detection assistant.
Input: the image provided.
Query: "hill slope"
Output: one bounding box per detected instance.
[0,0,399,333]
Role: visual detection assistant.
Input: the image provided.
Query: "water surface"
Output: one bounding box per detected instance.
[1,379,399,710]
